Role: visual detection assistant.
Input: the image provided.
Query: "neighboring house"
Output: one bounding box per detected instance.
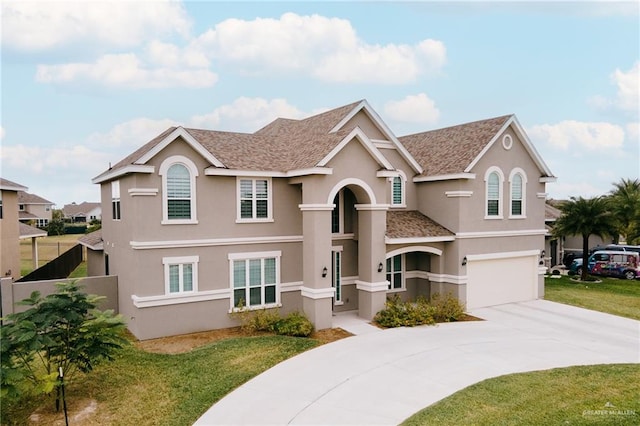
[17,191,54,228]
[1,178,29,280]
[92,99,556,340]
[62,201,102,223]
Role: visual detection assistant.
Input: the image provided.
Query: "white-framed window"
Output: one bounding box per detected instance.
[386,254,404,291]
[332,248,343,304]
[229,251,280,309]
[160,156,198,224]
[509,168,527,218]
[390,171,406,207]
[163,256,199,294]
[111,180,121,220]
[237,178,272,222]
[19,204,25,211]
[36,219,48,227]
[484,167,504,219]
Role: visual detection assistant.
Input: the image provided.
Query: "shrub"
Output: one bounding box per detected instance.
[230,306,313,337]
[274,312,314,337]
[430,293,466,322]
[373,293,465,328]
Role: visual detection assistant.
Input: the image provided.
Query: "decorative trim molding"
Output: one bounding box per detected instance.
[332,233,355,240]
[426,273,467,285]
[354,204,389,211]
[456,229,547,239]
[92,165,155,184]
[299,203,335,211]
[204,167,333,177]
[386,245,443,258]
[386,236,455,244]
[300,286,335,299]
[537,192,548,199]
[130,235,304,250]
[373,140,395,149]
[355,280,389,292]
[128,188,158,196]
[228,250,282,260]
[280,281,303,292]
[539,177,557,183]
[465,249,540,261]
[445,190,473,198]
[132,289,230,308]
[413,173,475,183]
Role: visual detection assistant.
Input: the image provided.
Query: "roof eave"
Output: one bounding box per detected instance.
[92,164,155,184]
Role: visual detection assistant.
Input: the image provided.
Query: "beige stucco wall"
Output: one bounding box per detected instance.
[24,203,52,221]
[0,190,21,279]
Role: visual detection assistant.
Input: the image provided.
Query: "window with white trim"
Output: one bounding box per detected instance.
[509,169,527,218]
[392,176,403,205]
[230,251,280,308]
[163,256,198,294]
[386,254,404,291]
[111,180,121,220]
[485,167,504,218]
[160,156,198,224]
[238,178,271,221]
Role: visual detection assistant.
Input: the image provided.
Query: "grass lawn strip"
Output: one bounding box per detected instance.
[403,364,640,425]
[1,336,319,425]
[545,275,640,320]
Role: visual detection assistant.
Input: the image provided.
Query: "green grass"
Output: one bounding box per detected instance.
[545,275,640,320]
[1,335,319,425]
[403,364,640,425]
[20,234,82,276]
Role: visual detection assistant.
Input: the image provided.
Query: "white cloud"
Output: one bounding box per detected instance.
[1,0,191,51]
[190,97,307,132]
[194,13,446,84]
[36,53,218,89]
[626,122,640,141]
[0,144,110,174]
[384,93,440,125]
[528,120,625,154]
[87,118,181,150]
[612,61,639,113]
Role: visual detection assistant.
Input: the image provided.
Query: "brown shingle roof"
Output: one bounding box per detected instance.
[399,115,512,176]
[19,222,47,239]
[19,211,38,220]
[79,230,103,250]
[0,178,28,191]
[63,202,101,217]
[545,202,562,221]
[97,101,363,178]
[386,210,454,239]
[18,191,53,205]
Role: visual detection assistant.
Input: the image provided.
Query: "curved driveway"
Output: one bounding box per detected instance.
[195,300,639,425]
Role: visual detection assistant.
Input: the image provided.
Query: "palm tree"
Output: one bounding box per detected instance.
[553,196,615,281]
[608,178,640,245]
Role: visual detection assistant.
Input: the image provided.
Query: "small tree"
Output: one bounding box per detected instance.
[1,281,128,405]
[553,196,615,281]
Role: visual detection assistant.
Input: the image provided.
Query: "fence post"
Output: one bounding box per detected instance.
[1,277,15,318]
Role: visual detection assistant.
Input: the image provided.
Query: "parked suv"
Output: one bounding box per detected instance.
[586,250,640,280]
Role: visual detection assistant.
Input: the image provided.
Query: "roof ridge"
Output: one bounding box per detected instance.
[400,114,513,138]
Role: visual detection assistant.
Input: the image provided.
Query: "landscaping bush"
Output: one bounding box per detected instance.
[273,312,314,337]
[373,293,465,328]
[231,306,313,337]
[430,292,466,322]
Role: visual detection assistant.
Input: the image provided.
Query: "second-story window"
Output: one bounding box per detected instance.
[485,167,504,219]
[160,155,198,224]
[111,180,121,220]
[509,168,527,218]
[238,178,272,222]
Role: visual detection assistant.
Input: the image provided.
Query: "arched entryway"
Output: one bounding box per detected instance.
[385,246,443,302]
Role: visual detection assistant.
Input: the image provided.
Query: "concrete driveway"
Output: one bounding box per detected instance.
[195,300,639,425]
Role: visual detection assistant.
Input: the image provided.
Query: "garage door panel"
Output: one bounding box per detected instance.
[467,255,537,310]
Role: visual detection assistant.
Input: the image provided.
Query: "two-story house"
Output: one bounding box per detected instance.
[1,178,29,280]
[92,100,555,340]
[17,191,54,228]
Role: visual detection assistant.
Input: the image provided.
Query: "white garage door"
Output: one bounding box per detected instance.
[466,252,538,310]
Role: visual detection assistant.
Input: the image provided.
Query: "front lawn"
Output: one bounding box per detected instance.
[403,364,640,425]
[544,275,640,320]
[1,335,319,425]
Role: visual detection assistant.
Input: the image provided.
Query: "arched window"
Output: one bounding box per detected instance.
[509,168,527,218]
[160,156,198,224]
[485,167,504,218]
[390,171,406,207]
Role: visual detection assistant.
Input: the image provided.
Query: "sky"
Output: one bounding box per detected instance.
[1,0,638,207]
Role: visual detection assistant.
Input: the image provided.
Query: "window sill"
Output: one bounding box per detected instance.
[387,288,406,294]
[132,289,229,308]
[334,301,345,306]
[509,215,527,219]
[161,219,199,225]
[229,303,282,313]
[235,218,274,224]
[484,216,504,220]
[389,204,407,209]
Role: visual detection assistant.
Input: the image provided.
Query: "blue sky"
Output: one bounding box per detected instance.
[1,1,638,206]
